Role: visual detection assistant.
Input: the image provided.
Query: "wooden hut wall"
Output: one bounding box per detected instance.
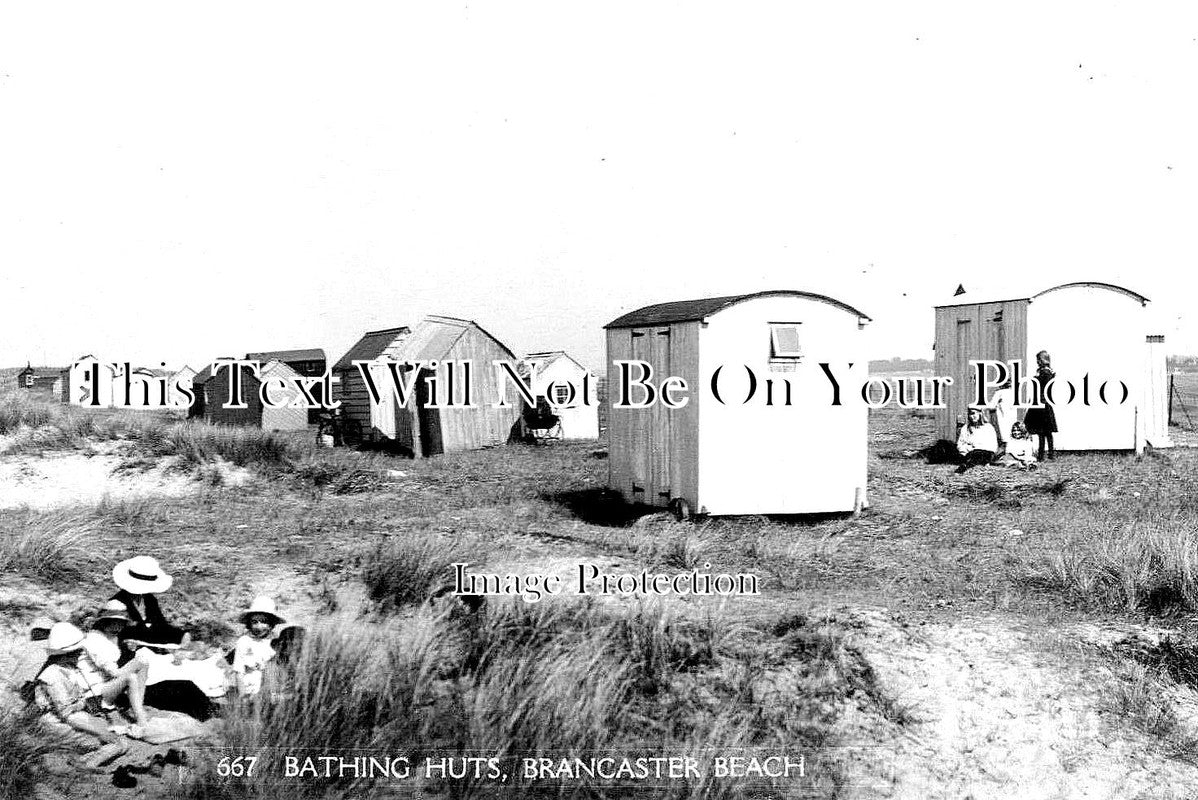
[431,327,522,454]
[933,299,1028,441]
[205,366,263,426]
[605,321,701,509]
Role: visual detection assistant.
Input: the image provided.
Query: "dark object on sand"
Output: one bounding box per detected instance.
[143,680,217,721]
[112,765,137,789]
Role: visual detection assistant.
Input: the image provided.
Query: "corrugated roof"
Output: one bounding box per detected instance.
[334,317,515,371]
[604,290,871,329]
[19,366,68,377]
[394,318,467,363]
[332,327,411,371]
[245,348,326,363]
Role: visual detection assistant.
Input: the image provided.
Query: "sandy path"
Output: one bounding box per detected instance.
[836,607,1198,799]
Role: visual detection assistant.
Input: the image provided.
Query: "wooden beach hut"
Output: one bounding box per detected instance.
[200,359,308,432]
[933,281,1171,452]
[604,290,872,517]
[333,315,522,456]
[17,365,69,402]
[519,351,599,440]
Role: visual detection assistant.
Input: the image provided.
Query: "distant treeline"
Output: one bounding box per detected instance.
[869,358,934,373]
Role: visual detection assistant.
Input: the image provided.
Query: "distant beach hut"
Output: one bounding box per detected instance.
[519,351,599,441]
[333,315,522,456]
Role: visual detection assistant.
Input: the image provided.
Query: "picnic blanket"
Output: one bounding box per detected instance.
[137,710,207,744]
[143,651,230,697]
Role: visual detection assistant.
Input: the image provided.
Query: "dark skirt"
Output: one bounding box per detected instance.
[1024,404,1058,435]
[144,680,217,721]
[1024,370,1059,434]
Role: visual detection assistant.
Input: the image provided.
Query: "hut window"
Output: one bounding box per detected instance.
[769,324,803,359]
[552,384,571,406]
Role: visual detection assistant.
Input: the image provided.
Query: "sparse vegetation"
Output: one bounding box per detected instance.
[1019,514,1198,614]
[0,707,56,800]
[9,385,1198,795]
[0,509,98,582]
[361,533,476,609]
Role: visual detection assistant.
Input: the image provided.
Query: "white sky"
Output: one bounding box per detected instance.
[2,3,1195,372]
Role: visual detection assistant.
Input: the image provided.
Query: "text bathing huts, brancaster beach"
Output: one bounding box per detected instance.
[333,315,522,457]
[604,290,872,518]
[934,281,1171,452]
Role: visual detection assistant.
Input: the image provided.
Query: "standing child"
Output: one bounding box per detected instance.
[232,597,284,697]
[1023,350,1059,461]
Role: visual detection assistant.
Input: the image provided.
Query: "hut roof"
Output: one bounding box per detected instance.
[19,366,68,378]
[935,281,1150,309]
[395,316,516,363]
[245,348,326,364]
[604,290,871,329]
[332,327,411,371]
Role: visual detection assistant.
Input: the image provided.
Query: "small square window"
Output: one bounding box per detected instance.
[770,323,802,359]
[552,385,571,406]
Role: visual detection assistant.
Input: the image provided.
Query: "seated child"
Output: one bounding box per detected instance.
[232,597,284,696]
[79,600,152,733]
[956,405,999,473]
[33,623,134,767]
[1000,422,1038,469]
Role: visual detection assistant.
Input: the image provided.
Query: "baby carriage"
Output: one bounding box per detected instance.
[521,397,562,443]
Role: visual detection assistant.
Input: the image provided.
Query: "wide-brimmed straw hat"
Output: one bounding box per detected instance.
[239,596,285,627]
[93,599,131,628]
[46,622,86,656]
[113,556,173,594]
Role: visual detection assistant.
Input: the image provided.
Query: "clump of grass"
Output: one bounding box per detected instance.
[361,534,474,608]
[0,510,97,582]
[0,706,55,799]
[178,618,442,800]
[1018,515,1198,613]
[0,389,64,434]
[161,423,297,468]
[180,600,877,799]
[1109,662,1198,762]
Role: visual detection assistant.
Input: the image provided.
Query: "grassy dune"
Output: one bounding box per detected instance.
[6,389,1198,796]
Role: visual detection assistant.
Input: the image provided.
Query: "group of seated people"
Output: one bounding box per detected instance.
[955,405,1038,474]
[23,555,303,769]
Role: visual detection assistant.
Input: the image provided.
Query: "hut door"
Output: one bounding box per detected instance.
[416,368,443,457]
[955,319,973,425]
[629,328,672,507]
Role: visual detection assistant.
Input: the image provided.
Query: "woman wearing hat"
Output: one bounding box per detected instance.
[33,622,135,763]
[232,596,284,696]
[110,556,189,657]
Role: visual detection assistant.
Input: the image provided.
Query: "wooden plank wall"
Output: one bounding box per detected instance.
[435,328,522,454]
[933,300,1028,441]
[606,329,633,500]
[668,322,701,509]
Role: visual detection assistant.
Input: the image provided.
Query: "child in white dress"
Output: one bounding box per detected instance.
[232,597,284,697]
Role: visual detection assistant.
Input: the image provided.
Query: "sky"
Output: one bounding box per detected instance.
[1,3,1195,373]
